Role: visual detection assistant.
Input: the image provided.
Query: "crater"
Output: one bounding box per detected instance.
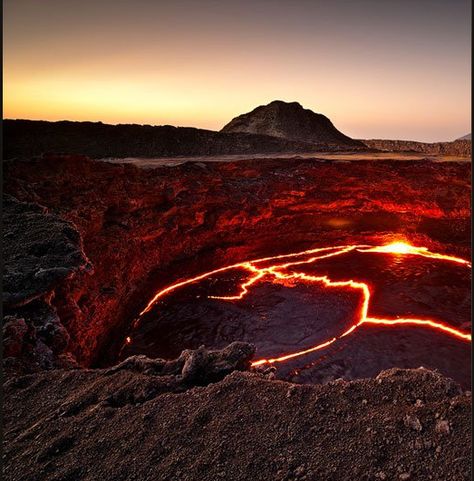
[3,155,471,388]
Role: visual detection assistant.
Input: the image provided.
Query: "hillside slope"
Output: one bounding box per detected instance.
[221,100,364,148]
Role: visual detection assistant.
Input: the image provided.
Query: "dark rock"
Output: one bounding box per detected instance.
[2,196,89,371]
[2,194,91,308]
[435,419,450,435]
[107,342,255,386]
[2,301,74,371]
[404,414,423,432]
[221,100,364,148]
[2,118,360,160]
[3,316,30,357]
[361,138,471,157]
[179,342,256,384]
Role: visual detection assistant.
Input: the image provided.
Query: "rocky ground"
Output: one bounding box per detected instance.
[362,139,471,157]
[3,355,471,481]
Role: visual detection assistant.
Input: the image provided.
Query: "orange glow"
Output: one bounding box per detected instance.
[369,241,418,254]
[358,242,472,266]
[3,1,470,140]
[139,245,363,315]
[134,241,471,366]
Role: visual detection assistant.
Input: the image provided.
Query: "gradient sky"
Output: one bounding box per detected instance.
[3,0,471,141]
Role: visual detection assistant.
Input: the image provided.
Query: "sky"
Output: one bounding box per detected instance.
[3,0,471,142]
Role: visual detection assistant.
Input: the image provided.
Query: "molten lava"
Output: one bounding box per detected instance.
[358,241,472,266]
[133,241,471,367]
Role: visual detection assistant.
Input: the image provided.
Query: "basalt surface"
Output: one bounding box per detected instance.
[2,194,91,371]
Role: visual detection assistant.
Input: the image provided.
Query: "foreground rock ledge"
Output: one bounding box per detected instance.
[4,359,471,481]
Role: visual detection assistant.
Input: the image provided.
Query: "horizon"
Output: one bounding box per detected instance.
[4,0,471,142]
[2,109,471,144]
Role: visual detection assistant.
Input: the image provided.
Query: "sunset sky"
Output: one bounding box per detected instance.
[3,0,471,142]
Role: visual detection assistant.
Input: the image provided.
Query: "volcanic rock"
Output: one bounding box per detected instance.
[221,100,364,148]
[3,365,471,481]
[3,119,355,160]
[2,194,91,308]
[3,194,90,370]
[107,341,255,386]
[2,301,75,372]
[362,138,471,157]
[3,316,29,358]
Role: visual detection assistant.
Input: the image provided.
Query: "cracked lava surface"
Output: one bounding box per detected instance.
[120,241,471,386]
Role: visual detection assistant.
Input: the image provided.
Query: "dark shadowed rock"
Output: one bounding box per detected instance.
[107,341,255,386]
[221,100,364,148]
[2,316,30,358]
[180,341,256,384]
[3,195,91,371]
[3,118,360,160]
[3,300,76,371]
[2,194,91,307]
[361,138,471,156]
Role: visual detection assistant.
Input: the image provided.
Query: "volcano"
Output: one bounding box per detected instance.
[221,100,364,148]
[3,133,472,481]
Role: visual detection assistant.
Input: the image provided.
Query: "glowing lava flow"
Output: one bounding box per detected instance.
[134,241,471,367]
[139,245,365,315]
[358,242,472,267]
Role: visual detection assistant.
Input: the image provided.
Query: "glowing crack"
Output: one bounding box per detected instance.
[131,241,471,367]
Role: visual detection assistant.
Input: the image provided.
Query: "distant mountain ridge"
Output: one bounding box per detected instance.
[361,138,471,157]
[3,102,469,159]
[3,119,364,160]
[221,100,364,148]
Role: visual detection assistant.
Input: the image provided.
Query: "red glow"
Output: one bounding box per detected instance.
[135,242,471,367]
[358,242,472,266]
